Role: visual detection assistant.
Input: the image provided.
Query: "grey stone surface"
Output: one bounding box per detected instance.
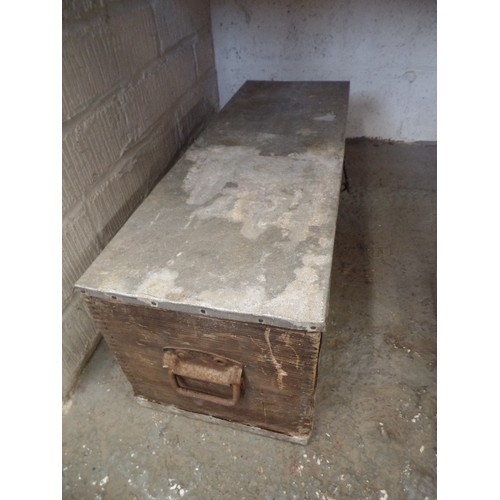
[76,82,349,331]
[63,139,436,499]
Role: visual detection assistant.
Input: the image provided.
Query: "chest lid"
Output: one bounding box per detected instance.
[75,81,349,332]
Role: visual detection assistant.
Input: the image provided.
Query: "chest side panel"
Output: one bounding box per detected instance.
[85,296,322,439]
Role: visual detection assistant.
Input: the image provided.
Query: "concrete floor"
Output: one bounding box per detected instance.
[62,139,436,500]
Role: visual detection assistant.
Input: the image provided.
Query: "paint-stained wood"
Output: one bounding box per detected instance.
[85,296,322,441]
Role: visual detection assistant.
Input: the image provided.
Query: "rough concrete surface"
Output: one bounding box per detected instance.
[63,139,436,499]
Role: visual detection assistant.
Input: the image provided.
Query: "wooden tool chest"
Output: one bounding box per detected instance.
[76,81,349,444]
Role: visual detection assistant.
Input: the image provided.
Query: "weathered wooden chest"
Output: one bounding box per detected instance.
[76,81,349,444]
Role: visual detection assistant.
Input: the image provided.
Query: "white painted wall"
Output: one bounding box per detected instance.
[211,0,436,141]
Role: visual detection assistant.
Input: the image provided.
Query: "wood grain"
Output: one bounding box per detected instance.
[84,296,322,440]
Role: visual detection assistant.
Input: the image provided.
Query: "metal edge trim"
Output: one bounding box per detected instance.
[75,284,325,333]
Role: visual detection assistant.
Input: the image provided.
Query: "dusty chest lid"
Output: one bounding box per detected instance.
[75,81,349,332]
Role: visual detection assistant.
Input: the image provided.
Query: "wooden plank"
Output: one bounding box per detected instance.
[85,296,321,440]
[135,397,310,445]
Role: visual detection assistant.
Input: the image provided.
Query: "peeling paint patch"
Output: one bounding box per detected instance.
[63,399,73,415]
[198,285,266,312]
[266,254,325,323]
[182,145,336,244]
[314,113,336,122]
[135,269,184,300]
[297,128,316,136]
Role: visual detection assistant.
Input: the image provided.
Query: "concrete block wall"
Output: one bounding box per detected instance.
[211,0,436,142]
[62,0,219,398]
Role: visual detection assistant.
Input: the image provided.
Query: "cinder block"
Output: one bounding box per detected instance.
[63,0,107,23]
[133,119,180,192]
[63,96,130,203]
[63,32,208,214]
[191,66,219,110]
[150,0,210,53]
[120,44,197,143]
[85,155,152,247]
[62,163,80,215]
[62,1,158,120]
[194,29,216,79]
[62,204,102,307]
[84,110,188,247]
[134,75,218,193]
[62,299,100,397]
[175,69,218,140]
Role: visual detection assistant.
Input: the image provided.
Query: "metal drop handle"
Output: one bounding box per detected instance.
[162,348,243,407]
